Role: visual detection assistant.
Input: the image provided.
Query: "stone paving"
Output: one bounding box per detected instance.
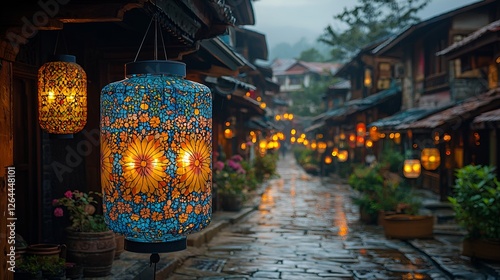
[162,154,500,280]
[93,153,500,280]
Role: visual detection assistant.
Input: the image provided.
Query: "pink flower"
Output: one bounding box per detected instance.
[215,161,225,171]
[53,207,64,217]
[64,190,73,199]
[236,168,246,175]
[227,160,241,171]
[231,154,243,162]
[52,199,59,206]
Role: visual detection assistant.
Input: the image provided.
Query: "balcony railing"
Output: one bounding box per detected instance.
[424,72,448,93]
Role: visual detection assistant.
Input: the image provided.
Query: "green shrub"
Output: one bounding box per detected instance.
[254,153,279,182]
[349,163,421,218]
[448,165,500,239]
[380,148,404,173]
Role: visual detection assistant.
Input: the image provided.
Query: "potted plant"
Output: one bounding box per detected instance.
[348,164,385,224]
[39,257,66,280]
[448,165,500,261]
[348,163,433,238]
[53,190,116,277]
[213,155,250,211]
[15,255,43,279]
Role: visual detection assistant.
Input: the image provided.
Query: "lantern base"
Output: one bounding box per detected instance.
[49,133,74,139]
[124,237,187,253]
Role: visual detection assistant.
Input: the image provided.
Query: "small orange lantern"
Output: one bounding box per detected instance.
[38,55,87,136]
[324,156,333,165]
[421,148,441,170]
[403,159,421,178]
[337,150,348,162]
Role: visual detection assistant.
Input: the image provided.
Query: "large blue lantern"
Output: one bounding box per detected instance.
[100,60,212,253]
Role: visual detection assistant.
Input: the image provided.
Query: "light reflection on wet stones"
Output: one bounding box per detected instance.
[168,156,496,279]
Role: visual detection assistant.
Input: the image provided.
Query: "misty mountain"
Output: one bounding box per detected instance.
[268,37,332,61]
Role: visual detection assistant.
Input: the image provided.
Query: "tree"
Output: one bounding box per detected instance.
[319,0,430,62]
[297,47,325,62]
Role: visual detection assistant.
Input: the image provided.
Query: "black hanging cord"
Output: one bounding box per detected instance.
[150,253,160,280]
[134,16,155,62]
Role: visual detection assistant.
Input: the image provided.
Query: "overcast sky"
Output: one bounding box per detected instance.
[250,0,480,49]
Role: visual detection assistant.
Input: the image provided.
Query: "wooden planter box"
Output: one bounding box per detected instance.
[383,214,434,239]
[462,238,500,262]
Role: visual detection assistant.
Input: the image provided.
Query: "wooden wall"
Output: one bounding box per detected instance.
[0,41,15,280]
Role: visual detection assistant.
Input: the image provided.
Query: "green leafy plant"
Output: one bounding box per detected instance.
[379,148,404,173]
[293,146,320,175]
[53,190,108,232]
[349,163,421,219]
[40,257,66,277]
[17,255,42,276]
[254,153,279,182]
[448,165,500,239]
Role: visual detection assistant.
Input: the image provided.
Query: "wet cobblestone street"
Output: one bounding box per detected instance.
[163,154,499,280]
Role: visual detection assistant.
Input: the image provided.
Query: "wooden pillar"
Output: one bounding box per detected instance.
[0,42,15,280]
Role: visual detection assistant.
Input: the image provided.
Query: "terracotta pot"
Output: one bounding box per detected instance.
[377,210,397,227]
[65,229,116,277]
[26,243,66,259]
[462,238,500,262]
[383,214,434,239]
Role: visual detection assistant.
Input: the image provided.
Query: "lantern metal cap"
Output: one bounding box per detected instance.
[51,54,76,63]
[126,60,186,77]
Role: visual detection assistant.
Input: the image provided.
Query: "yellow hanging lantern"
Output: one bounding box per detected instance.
[403,159,421,178]
[337,150,348,162]
[421,148,441,170]
[38,55,87,136]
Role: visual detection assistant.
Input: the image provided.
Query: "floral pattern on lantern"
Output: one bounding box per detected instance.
[38,55,87,135]
[100,61,212,245]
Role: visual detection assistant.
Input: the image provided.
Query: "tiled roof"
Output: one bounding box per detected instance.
[372,0,495,56]
[396,88,500,130]
[328,79,351,90]
[473,108,500,124]
[368,107,439,131]
[324,85,401,121]
[436,19,500,56]
[271,58,297,75]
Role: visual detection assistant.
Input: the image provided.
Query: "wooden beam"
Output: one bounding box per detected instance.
[56,3,143,23]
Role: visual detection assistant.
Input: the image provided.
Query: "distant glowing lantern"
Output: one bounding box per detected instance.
[364,68,372,88]
[356,123,366,147]
[365,139,373,148]
[317,141,327,153]
[348,133,356,148]
[403,159,421,178]
[259,139,267,149]
[369,126,379,141]
[38,55,87,136]
[337,150,348,162]
[224,128,233,139]
[311,141,317,150]
[324,156,333,164]
[100,60,212,253]
[421,148,440,171]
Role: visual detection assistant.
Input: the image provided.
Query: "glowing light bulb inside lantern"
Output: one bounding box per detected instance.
[48,91,55,101]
